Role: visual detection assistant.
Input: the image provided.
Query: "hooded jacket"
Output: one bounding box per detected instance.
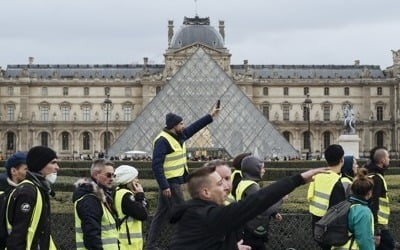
[169,174,305,250]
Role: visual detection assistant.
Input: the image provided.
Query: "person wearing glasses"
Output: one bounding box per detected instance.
[73,159,119,250]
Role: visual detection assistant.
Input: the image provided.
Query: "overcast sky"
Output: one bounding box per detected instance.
[1,0,400,69]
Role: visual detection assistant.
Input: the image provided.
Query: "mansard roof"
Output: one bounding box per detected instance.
[3,64,164,79]
[231,64,385,79]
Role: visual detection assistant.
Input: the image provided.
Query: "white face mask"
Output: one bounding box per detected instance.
[45,173,57,184]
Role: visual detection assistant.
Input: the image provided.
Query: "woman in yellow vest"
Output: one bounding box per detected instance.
[113,165,148,250]
[332,168,375,250]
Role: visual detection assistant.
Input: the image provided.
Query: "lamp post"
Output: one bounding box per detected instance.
[303,94,312,160]
[104,94,112,159]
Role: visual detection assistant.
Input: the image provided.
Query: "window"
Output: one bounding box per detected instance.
[303,131,311,150]
[105,87,110,96]
[84,87,89,96]
[6,132,15,151]
[262,103,269,120]
[123,105,132,121]
[324,87,329,96]
[283,131,290,143]
[283,104,290,121]
[42,87,48,96]
[103,105,112,121]
[323,131,331,150]
[263,87,268,96]
[82,105,91,121]
[344,87,350,96]
[156,86,162,95]
[283,87,289,96]
[377,87,382,96]
[8,87,14,96]
[61,105,70,121]
[40,132,49,147]
[63,87,69,96]
[376,131,384,147]
[376,106,383,121]
[83,132,90,150]
[40,106,49,121]
[125,87,132,97]
[62,132,69,150]
[323,105,330,121]
[6,104,15,121]
[304,87,309,96]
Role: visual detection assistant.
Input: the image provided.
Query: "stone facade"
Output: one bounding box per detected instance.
[0,16,399,159]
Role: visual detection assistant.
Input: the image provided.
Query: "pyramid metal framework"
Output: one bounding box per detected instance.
[108,48,299,159]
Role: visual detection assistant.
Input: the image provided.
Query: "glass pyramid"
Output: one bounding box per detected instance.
[108,48,299,159]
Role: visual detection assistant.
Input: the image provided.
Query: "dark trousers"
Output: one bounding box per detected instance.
[145,183,184,250]
[377,229,395,250]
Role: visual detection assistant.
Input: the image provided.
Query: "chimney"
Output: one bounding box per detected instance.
[219,20,225,41]
[168,20,174,46]
[354,60,360,65]
[28,57,34,65]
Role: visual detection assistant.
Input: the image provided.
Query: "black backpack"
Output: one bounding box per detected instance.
[314,200,354,247]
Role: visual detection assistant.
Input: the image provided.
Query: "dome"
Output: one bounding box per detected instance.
[170,16,224,49]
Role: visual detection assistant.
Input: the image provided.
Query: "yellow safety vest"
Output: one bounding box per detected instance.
[308,171,342,217]
[114,188,143,250]
[332,204,374,250]
[153,131,188,179]
[236,180,257,201]
[6,179,57,250]
[369,173,390,225]
[74,194,119,250]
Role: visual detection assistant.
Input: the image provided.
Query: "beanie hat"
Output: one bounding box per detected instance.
[114,165,139,185]
[241,155,264,182]
[26,146,57,172]
[5,152,27,170]
[341,155,355,177]
[232,152,252,170]
[324,144,344,166]
[166,113,183,129]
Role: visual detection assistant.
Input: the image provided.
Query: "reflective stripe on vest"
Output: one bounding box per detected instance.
[369,173,390,225]
[114,188,143,250]
[308,171,341,217]
[236,180,257,201]
[332,204,374,250]
[74,194,119,250]
[6,179,56,250]
[153,131,188,179]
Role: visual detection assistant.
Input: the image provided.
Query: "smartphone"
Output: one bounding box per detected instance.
[216,99,221,109]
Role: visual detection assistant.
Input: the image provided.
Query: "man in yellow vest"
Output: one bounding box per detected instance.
[145,105,220,250]
[307,144,346,250]
[73,159,119,250]
[6,146,59,249]
[366,148,395,250]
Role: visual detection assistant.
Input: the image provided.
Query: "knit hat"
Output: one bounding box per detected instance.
[241,155,264,182]
[114,165,139,185]
[26,146,57,172]
[5,152,27,170]
[324,144,344,166]
[342,155,355,177]
[232,152,252,170]
[166,113,183,129]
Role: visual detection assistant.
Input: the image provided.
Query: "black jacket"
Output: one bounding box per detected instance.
[169,174,305,250]
[366,163,387,230]
[6,172,53,250]
[72,178,117,250]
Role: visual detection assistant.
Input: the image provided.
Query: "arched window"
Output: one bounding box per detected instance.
[40,132,49,147]
[62,132,69,150]
[283,131,291,143]
[263,87,268,96]
[83,132,90,150]
[6,132,15,151]
[323,131,331,150]
[376,131,384,147]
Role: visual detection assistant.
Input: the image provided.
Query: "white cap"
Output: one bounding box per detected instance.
[114,165,139,185]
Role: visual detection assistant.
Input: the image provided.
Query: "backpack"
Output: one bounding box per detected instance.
[314,200,354,247]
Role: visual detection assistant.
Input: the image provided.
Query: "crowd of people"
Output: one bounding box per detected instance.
[0,103,398,250]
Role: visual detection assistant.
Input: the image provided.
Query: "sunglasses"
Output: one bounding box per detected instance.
[104,172,116,178]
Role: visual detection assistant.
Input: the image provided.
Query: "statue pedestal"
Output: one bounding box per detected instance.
[337,134,361,158]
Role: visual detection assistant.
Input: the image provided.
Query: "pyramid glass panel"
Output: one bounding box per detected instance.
[108,48,299,159]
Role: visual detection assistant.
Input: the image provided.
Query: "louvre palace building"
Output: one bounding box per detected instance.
[1,15,400,160]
